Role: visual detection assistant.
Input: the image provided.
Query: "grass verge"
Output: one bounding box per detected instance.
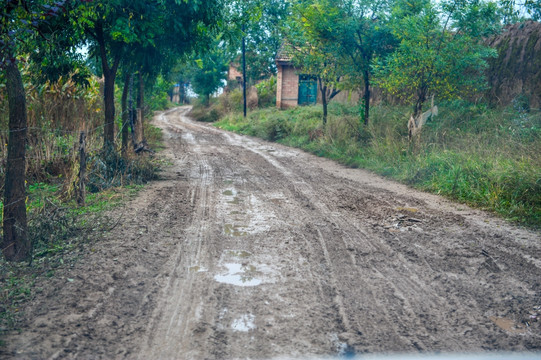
[215,101,541,227]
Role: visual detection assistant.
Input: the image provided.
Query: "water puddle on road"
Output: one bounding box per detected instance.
[214,250,276,286]
[231,314,256,332]
[224,224,248,237]
[214,263,262,286]
[189,266,207,273]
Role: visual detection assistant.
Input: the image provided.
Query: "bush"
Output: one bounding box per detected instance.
[189,97,225,123]
[86,148,159,193]
[253,112,292,141]
[228,89,244,113]
[256,76,277,108]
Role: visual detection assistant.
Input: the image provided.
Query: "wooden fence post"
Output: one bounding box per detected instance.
[77,131,86,206]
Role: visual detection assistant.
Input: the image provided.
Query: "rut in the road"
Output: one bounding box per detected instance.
[2,107,540,359]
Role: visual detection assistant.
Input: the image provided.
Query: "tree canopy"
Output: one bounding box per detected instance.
[373,0,498,120]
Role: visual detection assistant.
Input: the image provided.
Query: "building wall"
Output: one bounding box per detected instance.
[228,64,243,82]
[277,64,299,109]
[276,64,283,108]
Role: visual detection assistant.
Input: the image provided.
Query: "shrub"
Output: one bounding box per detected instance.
[86,148,159,193]
[256,76,276,108]
[228,89,244,113]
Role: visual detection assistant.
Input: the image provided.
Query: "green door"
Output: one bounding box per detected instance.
[298,75,317,106]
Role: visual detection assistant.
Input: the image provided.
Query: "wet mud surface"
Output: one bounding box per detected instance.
[2,107,540,359]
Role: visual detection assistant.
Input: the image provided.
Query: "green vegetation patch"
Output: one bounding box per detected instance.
[215,102,541,227]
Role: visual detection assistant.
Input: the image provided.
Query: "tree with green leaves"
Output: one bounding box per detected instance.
[224,0,291,85]
[286,1,344,125]
[290,0,394,125]
[498,0,540,22]
[76,0,221,152]
[373,0,498,138]
[1,0,68,262]
[185,43,228,105]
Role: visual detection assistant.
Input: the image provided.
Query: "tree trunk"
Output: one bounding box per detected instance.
[121,73,130,158]
[363,70,370,126]
[103,72,116,152]
[96,21,120,153]
[3,61,30,262]
[179,83,185,104]
[409,90,427,140]
[318,78,328,126]
[413,89,427,121]
[129,74,136,147]
[322,91,328,126]
[242,26,247,118]
[134,72,144,148]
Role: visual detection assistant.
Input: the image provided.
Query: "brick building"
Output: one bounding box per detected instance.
[276,47,317,109]
[228,62,243,85]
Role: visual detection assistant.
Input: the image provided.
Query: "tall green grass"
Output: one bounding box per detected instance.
[215,101,541,227]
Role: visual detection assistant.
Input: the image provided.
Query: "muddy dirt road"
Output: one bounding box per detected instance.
[3,107,541,359]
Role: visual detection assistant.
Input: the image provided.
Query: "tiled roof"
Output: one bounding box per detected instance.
[276,42,293,62]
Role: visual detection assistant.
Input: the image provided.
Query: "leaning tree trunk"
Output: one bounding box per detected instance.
[3,61,30,262]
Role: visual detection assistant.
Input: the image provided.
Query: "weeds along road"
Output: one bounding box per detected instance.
[4,106,541,359]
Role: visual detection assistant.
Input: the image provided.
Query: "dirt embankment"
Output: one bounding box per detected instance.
[1,107,540,359]
[486,20,541,108]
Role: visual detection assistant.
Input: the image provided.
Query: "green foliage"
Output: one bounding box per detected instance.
[184,41,228,104]
[223,0,291,84]
[189,97,223,123]
[255,76,276,108]
[498,0,541,22]
[228,89,245,113]
[373,0,498,116]
[215,102,541,227]
[190,104,222,123]
[147,75,174,111]
[286,0,395,123]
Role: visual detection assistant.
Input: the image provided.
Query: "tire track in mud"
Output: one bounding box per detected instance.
[2,107,539,359]
[216,125,541,352]
[138,109,357,358]
[164,109,540,354]
[217,133,428,351]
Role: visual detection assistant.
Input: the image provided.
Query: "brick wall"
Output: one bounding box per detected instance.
[276,63,299,109]
[228,64,243,81]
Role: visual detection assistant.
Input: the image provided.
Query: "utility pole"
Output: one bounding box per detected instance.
[242,24,247,118]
